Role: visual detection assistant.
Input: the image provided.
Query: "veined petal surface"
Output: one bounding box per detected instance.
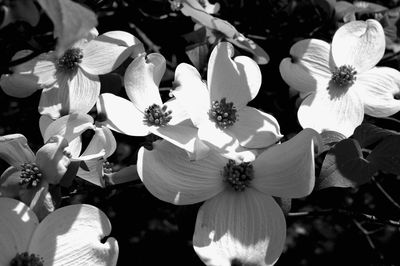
[193,189,286,266]
[0,134,35,166]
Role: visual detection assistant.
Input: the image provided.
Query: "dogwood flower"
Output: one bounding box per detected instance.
[96,52,209,160]
[172,42,282,160]
[0,197,118,265]
[137,128,320,266]
[39,113,116,187]
[1,29,144,119]
[280,19,400,137]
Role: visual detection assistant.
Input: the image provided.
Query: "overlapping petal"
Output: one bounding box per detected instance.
[28,204,118,266]
[355,67,400,117]
[0,134,35,166]
[193,190,286,266]
[208,42,261,109]
[252,128,320,198]
[331,19,385,72]
[279,39,331,94]
[297,88,364,137]
[0,166,21,198]
[77,127,116,161]
[137,140,226,205]
[77,158,106,187]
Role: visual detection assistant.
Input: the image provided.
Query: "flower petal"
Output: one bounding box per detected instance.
[38,69,100,119]
[80,31,139,75]
[97,31,145,58]
[253,128,320,198]
[0,166,21,198]
[137,140,226,205]
[77,127,116,161]
[208,42,261,109]
[104,165,139,185]
[77,158,106,187]
[96,93,150,136]
[39,115,54,140]
[230,107,282,148]
[0,198,38,266]
[124,53,164,111]
[42,113,94,143]
[35,135,70,184]
[279,39,331,94]
[28,204,118,266]
[0,134,35,167]
[297,88,364,137]
[172,63,210,126]
[193,189,286,266]
[355,67,400,117]
[331,19,385,73]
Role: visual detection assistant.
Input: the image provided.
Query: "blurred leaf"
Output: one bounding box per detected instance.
[274,197,292,215]
[352,123,398,148]
[353,1,388,14]
[334,1,356,22]
[368,135,400,175]
[312,0,336,19]
[317,139,376,190]
[0,0,40,29]
[320,130,346,153]
[367,116,400,132]
[185,43,209,72]
[37,0,98,57]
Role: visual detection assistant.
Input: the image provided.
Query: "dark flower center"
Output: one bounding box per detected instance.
[223,160,254,192]
[57,48,83,72]
[143,104,172,126]
[10,252,44,266]
[209,98,238,129]
[20,162,42,188]
[330,65,357,88]
[103,160,113,174]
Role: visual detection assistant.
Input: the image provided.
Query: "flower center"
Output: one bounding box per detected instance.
[20,162,42,188]
[143,104,172,126]
[330,65,357,88]
[103,160,113,174]
[223,160,254,192]
[57,48,83,72]
[10,252,44,266]
[209,98,238,129]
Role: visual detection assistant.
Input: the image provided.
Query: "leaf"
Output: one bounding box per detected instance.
[229,34,270,65]
[353,1,388,14]
[320,130,346,153]
[273,197,292,216]
[334,1,356,22]
[367,116,400,132]
[185,43,209,72]
[316,139,376,190]
[0,0,40,29]
[368,135,400,175]
[37,0,98,57]
[352,123,398,148]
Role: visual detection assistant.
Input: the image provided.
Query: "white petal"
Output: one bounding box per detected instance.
[332,19,385,73]
[230,107,282,148]
[279,39,331,94]
[355,67,400,117]
[137,140,226,205]
[0,134,35,167]
[39,115,54,140]
[228,33,270,65]
[104,164,139,185]
[208,42,261,109]
[297,88,364,137]
[0,198,38,266]
[193,189,286,266]
[0,166,21,198]
[43,113,94,143]
[92,31,144,57]
[96,93,150,136]
[253,128,320,198]
[77,158,105,187]
[124,53,165,111]
[80,31,139,75]
[28,204,118,266]
[77,127,116,161]
[162,97,191,125]
[172,63,210,126]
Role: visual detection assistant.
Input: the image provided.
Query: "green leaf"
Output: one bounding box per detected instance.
[368,135,400,175]
[352,123,398,148]
[273,197,292,216]
[185,43,209,72]
[37,0,98,57]
[320,130,346,153]
[316,139,376,190]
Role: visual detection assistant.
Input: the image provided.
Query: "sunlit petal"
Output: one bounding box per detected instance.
[332,19,385,73]
[28,204,118,266]
[0,197,38,266]
[90,31,144,57]
[137,140,226,205]
[0,134,35,167]
[104,165,139,185]
[96,93,150,136]
[253,128,320,198]
[193,190,286,266]
[173,63,210,126]
[208,42,261,109]
[77,127,116,161]
[230,107,282,148]
[39,115,54,140]
[355,67,400,117]
[163,97,191,125]
[297,88,364,137]
[124,53,164,111]
[77,158,105,187]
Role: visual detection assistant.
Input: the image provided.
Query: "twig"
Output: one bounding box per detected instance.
[372,176,400,211]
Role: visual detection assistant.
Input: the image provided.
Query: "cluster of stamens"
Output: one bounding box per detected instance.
[223,160,254,192]
[143,104,172,126]
[330,65,357,88]
[103,161,113,174]
[57,48,83,72]
[10,252,44,266]
[209,98,238,129]
[169,0,183,11]
[19,162,42,188]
